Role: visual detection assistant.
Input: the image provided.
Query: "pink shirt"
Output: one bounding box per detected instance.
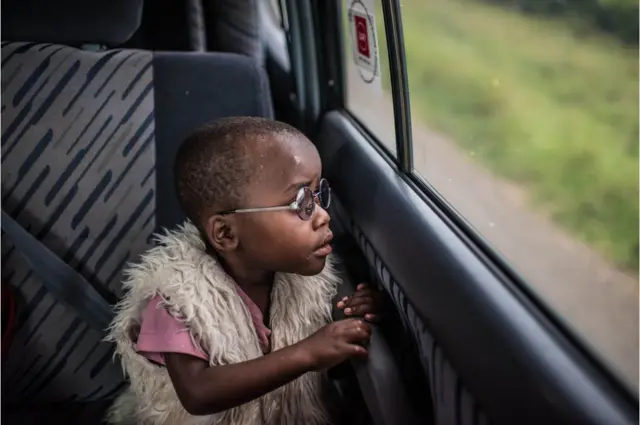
[136,287,272,365]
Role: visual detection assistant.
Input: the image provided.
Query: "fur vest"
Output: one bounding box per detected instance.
[105,222,339,425]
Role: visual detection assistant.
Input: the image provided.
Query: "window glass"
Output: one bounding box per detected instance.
[401,0,638,390]
[267,0,283,27]
[260,0,289,71]
[342,0,396,155]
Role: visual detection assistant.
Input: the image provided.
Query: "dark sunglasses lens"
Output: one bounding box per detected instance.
[319,179,331,209]
[296,188,314,221]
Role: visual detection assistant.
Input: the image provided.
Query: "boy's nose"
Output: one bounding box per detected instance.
[312,205,330,229]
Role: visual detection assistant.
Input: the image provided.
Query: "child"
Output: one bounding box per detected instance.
[106,117,381,425]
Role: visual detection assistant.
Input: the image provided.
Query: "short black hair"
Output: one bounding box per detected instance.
[174,116,303,225]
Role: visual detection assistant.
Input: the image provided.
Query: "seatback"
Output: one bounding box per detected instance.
[1,0,273,404]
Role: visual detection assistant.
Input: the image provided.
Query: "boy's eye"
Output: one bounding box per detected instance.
[304,203,314,215]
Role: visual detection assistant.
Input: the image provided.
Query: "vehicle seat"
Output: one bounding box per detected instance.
[1,0,273,411]
[204,0,264,63]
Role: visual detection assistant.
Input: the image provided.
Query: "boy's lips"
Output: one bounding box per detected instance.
[313,233,334,257]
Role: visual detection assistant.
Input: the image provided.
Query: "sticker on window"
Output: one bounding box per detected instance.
[347,0,380,85]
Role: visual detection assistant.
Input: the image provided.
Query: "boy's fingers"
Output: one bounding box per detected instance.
[345,296,374,307]
[337,296,351,309]
[352,289,377,300]
[365,314,380,322]
[344,303,374,316]
[348,344,368,357]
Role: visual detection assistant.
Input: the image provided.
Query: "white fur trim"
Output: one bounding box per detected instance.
[105,221,339,425]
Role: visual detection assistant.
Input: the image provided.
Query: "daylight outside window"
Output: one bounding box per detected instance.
[341,0,639,392]
[342,0,397,156]
[400,0,638,391]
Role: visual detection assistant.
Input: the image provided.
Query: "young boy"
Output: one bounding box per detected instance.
[106,117,380,425]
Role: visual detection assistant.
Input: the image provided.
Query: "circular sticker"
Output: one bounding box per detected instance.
[348,0,379,84]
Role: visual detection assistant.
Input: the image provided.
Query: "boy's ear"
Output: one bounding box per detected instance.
[204,215,239,252]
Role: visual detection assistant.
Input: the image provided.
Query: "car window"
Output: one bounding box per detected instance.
[260,0,290,72]
[341,0,396,156]
[399,0,638,391]
[268,0,284,28]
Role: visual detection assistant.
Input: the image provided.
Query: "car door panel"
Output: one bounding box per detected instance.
[314,111,637,425]
[330,257,425,425]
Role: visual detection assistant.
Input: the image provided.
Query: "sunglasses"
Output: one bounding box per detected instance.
[217,178,331,221]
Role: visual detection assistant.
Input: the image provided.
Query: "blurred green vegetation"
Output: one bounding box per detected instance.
[365,0,639,269]
[482,0,638,44]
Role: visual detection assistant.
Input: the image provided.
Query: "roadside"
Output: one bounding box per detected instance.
[347,76,639,388]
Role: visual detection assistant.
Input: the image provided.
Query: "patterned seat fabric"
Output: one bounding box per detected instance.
[1,40,272,405]
[2,43,155,403]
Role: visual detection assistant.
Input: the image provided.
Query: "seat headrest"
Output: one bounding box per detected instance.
[2,0,143,46]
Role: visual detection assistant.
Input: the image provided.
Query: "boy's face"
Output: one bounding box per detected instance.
[207,134,332,276]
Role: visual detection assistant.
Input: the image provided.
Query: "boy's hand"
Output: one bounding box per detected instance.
[298,319,371,371]
[166,318,370,415]
[337,283,381,322]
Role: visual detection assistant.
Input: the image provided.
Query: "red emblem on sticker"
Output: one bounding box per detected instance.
[354,15,370,58]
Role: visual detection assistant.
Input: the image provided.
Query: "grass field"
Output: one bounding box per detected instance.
[388,0,639,269]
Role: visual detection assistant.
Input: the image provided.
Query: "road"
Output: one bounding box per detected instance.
[346,71,639,389]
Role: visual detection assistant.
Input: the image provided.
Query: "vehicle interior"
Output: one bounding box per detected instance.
[1,0,638,424]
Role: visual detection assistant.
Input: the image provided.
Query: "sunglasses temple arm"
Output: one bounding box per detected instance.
[233,206,293,214]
